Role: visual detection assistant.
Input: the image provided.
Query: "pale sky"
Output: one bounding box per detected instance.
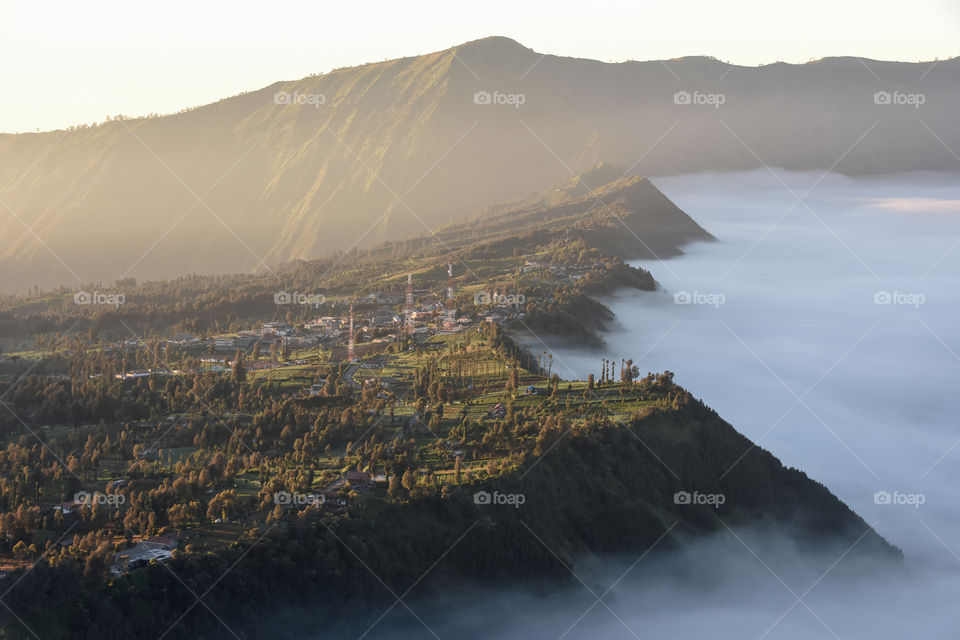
[1,0,957,133]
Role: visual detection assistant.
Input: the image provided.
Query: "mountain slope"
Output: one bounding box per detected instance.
[431,163,713,261]
[1,36,957,291]
[0,390,899,639]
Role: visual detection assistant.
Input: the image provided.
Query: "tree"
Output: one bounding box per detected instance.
[12,540,28,560]
[323,373,336,396]
[232,352,246,383]
[388,474,403,499]
[206,489,238,522]
[401,469,416,493]
[506,365,520,392]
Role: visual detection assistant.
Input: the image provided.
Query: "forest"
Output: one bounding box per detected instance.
[0,188,895,639]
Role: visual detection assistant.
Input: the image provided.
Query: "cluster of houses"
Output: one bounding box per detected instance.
[344,296,526,336]
[112,275,538,383]
[213,322,298,351]
[110,534,179,576]
[117,323,304,355]
[320,469,375,498]
[43,491,181,577]
[478,306,524,326]
[487,403,507,419]
[521,258,596,283]
[114,368,171,380]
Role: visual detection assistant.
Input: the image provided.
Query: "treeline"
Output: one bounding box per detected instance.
[0,387,899,639]
[1,215,656,348]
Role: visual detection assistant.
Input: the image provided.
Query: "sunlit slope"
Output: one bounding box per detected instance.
[0,36,956,291]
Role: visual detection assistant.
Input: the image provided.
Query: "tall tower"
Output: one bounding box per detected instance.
[405,272,415,336]
[347,304,355,362]
[444,255,456,330]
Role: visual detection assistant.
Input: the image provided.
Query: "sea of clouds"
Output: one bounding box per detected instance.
[318,170,960,639]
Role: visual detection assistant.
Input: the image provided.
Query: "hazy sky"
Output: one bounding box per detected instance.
[1,0,958,133]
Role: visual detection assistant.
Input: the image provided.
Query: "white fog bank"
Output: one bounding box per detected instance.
[530,170,960,639]
[314,170,960,639]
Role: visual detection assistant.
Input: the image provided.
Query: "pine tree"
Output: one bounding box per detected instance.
[401,469,416,493]
[232,352,246,383]
[388,474,402,499]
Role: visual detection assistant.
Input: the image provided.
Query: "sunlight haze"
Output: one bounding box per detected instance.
[1,0,957,132]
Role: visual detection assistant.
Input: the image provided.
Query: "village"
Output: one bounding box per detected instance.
[3,254,610,578]
[106,255,594,380]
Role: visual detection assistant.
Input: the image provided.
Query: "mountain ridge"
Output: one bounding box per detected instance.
[1,37,958,292]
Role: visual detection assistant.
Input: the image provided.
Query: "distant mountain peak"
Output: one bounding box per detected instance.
[451,36,532,54]
[1,38,958,291]
[445,35,539,71]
